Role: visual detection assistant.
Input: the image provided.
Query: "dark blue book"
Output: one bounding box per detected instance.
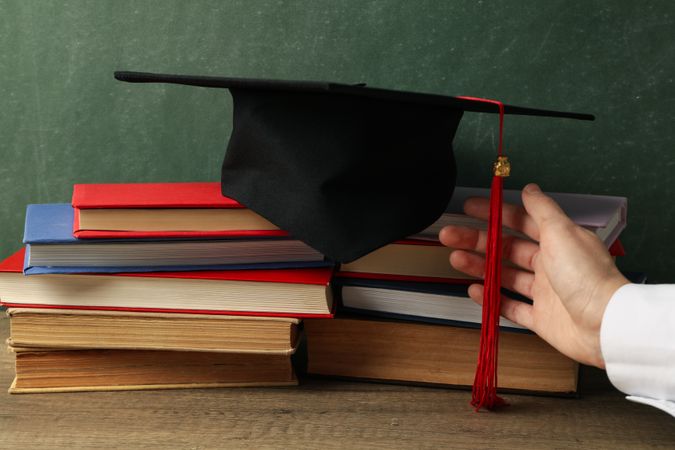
[335,277,526,332]
[336,271,647,332]
[23,204,330,275]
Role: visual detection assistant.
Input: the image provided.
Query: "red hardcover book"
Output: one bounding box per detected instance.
[71,182,288,239]
[0,249,333,318]
[337,239,472,284]
[337,238,625,284]
[73,182,239,208]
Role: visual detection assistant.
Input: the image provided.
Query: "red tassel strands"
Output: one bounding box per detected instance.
[457,96,510,411]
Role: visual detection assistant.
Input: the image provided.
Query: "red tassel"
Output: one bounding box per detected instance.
[457,96,509,411]
[471,172,508,410]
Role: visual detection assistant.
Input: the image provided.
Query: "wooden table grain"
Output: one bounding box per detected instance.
[0,316,672,449]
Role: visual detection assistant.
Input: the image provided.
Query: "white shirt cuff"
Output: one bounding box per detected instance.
[600,283,675,418]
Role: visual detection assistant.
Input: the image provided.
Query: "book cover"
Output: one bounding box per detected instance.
[73,182,236,208]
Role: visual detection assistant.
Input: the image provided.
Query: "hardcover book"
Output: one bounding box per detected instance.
[337,238,624,284]
[305,317,578,395]
[23,203,327,275]
[7,308,300,355]
[10,348,297,393]
[336,271,645,329]
[337,240,470,283]
[335,277,524,331]
[339,187,626,283]
[72,182,287,239]
[413,186,627,247]
[0,249,334,318]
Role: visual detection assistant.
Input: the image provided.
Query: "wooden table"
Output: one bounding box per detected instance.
[0,316,672,449]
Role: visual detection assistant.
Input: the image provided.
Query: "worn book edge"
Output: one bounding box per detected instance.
[9,377,298,394]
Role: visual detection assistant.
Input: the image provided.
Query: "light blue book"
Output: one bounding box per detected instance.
[22,204,330,275]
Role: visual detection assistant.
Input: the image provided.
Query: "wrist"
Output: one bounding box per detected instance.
[589,272,630,369]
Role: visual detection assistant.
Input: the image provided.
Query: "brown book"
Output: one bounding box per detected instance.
[7,308,299,355]
[305,317,578,394]
[10,348,296,393]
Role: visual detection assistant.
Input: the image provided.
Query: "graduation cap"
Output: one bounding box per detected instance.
[114,71,593,263]
[114,71,594,410]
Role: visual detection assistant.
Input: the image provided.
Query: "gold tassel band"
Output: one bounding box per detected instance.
[493,155,511,177]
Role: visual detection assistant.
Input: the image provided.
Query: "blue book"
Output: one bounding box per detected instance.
[23,204,330,275]
[336,272,646,332]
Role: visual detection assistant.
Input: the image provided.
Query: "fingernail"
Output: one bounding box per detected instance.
[525,183,541,194]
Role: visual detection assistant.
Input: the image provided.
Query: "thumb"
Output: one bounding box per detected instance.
[521,183,572,230]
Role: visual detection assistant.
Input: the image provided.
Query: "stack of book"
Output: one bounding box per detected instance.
[0,182,334,393]
[0,182,632,398]
[305,187,628,396]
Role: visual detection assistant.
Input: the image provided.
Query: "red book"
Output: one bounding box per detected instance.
[337,238,625,284]
[72,182,288,239]
[337,239,472,284]
[0,249,333,318]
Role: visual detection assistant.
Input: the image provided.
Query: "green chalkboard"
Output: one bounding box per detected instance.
[1,0,674,280]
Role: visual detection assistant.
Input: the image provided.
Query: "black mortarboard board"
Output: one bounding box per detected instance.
[114,71,594,263]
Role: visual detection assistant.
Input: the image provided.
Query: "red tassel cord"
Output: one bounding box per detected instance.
[457,96,510,411]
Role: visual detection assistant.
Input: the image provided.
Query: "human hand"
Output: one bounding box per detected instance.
[439,183,629,369]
